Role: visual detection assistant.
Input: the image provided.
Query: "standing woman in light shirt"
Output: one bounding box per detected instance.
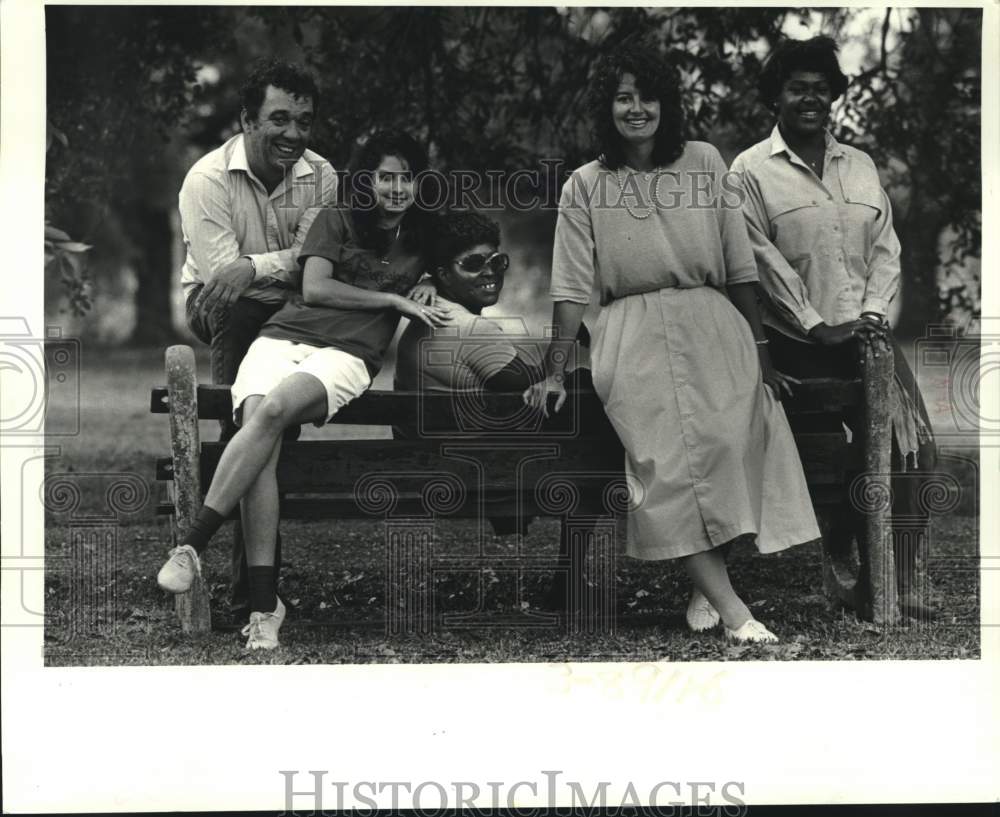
[730,36,938,619]
[527,44,820,643]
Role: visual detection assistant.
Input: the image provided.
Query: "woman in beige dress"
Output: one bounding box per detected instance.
[526,44,820,643]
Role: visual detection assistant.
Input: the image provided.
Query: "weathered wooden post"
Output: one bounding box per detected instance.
[859,342,899,625]
[165,345,211,633]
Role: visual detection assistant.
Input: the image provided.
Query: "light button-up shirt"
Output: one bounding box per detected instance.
[178,133,338,304]
[730,126,901,341]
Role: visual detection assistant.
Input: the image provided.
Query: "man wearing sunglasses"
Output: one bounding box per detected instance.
[395,211,543,395]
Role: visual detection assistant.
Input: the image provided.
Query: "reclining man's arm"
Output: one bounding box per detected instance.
[483,355,545,392]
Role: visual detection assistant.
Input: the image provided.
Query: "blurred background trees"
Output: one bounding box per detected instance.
[45,6,982,344]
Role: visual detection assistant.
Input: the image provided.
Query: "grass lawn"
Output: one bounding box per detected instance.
[43,346,981,666]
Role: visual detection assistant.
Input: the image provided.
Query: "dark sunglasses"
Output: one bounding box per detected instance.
[456,251,509,274]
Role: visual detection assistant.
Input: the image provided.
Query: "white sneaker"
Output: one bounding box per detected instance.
[725,618,778,644]
[156,544,201,594]
[686,589,721,632]
[244,598,286,650]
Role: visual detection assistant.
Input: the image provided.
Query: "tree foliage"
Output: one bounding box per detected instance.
[44,6,982,339]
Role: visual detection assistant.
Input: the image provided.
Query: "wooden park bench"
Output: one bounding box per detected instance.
[151,343,898,635]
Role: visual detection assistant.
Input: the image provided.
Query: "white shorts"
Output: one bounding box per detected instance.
[231,337,371,425]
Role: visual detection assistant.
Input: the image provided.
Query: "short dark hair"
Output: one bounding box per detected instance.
[344,129,434,254]
[240,58,320,121]
[757,36,849,108]
[429,211,501,277]
[589,42,686,170]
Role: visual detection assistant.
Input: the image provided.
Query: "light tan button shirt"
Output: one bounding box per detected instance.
[730,126,901,341]
[178,133,337,304]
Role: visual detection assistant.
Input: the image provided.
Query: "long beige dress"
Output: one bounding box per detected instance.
[551,141,820,560]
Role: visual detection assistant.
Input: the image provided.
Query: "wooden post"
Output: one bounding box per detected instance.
[859,343,899,625]
[165,345,212,633]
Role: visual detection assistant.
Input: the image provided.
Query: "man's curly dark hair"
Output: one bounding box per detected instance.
[589,43,686,170]
[428,211,501,276]
[757,36,849,108]
[239,58,320,121]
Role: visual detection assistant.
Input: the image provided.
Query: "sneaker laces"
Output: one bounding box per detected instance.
[168,544,201,576]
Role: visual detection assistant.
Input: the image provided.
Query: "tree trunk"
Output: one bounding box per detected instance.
[129,204,178,346]
[895,211,948,338]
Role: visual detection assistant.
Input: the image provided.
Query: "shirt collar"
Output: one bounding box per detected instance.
[227,133,317,182]
[768,124,845,160]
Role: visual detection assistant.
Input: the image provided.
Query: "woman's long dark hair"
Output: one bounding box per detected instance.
[589,43,686,170]
[343,129,435,255]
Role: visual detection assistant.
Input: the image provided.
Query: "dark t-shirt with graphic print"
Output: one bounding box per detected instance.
[260,205,426,378]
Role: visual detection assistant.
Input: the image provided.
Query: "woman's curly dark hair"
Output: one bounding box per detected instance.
[428,211,501,274]
[757,36,849,108]
[343,129,435,255]
[589,43,686,170]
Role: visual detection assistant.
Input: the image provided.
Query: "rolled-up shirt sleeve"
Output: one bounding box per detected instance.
[246,161,339,287]
[730,157,824,334]
[550,173,597,305]
[178,172,243,283]
[861,185,902,316]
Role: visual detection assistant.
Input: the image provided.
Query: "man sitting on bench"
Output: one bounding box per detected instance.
[395,211,543,399]
[395,211,597,539]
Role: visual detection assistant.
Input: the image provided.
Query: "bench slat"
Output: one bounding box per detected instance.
[149,381,862,425]
[155,478,847,521]
[179,439,623,494]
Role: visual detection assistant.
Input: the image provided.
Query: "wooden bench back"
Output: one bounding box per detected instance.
[152,382,861,520]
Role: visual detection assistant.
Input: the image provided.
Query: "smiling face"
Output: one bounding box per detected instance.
[373,154,415,219]
[241,84,314,186]
[776,70,833,138]
[438,242,506,313]
[611,72,661,148]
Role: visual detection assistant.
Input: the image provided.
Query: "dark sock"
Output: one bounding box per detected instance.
[248,566,277,613]
[185,506,226,554]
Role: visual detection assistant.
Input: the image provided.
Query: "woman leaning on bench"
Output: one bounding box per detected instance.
[156,130,451,650]
[526,43,821,644]
[730,37,938,620]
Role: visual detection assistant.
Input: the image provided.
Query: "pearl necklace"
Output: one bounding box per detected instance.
[615,167,659,220]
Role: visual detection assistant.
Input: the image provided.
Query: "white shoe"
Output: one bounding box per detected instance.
[725,619,778,644]
[686,589,721,632]
[244,598,286,650]
[156,544,201,594]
